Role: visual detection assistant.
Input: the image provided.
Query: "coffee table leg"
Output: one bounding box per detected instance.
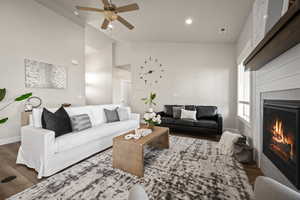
[113,140,144,177]
[149,130,169,149]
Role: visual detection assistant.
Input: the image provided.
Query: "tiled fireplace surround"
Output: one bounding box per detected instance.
[243,44,300,190]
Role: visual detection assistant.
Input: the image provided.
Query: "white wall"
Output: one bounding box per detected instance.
[236,11,253,63]
[115,42,237,129]
[0,0,85,142]
[112,67,132,106]
[85,26,114,105]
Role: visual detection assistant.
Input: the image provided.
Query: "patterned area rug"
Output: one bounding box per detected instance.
[9,136,254,200]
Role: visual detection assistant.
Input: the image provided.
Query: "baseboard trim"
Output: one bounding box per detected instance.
[224,128,239,133]
[0,136,21,146]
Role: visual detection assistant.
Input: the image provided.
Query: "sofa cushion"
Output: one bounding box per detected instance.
[54,119,138,153]
[64,107,95,126]
[32,104,121,128]
[196,106,218,119]
[104,108,120,123]
[117,107,131,121]
[70,114,92,132]
[161,117,176,124]
[193,120,218,129]
[42,107,72,137]
[184,105,196,111]
[89,104,120,126]
[181,109,197,120]
[172,106,184,119]
[164,105,185,117]
[164,105,176,117]
[173,119,195,126]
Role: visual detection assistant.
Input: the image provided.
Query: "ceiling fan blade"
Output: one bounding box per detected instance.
[102,0,110,7]
[76,6,104,12]
[117,15,134,30]
[101,19,110,29]
[116,3,139,13]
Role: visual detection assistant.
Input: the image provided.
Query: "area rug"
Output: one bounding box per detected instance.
[9,136,254,200]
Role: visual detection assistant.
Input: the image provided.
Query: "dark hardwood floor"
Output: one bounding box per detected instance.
[0,133,263,199]
[0,142,41,199]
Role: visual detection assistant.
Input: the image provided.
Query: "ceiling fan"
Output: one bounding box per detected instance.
[76,0,139,30]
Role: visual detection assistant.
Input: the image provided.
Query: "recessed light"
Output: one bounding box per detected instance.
[185,18,193,25]
[73,10,79,16]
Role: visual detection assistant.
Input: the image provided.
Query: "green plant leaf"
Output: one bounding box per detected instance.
[15,93,32,102]
[0,88,6,102]
[150,93,156,100]
[0,118,8,124]
[141,98,147,101]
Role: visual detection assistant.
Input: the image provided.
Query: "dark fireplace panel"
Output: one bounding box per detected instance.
[263,100,300,189]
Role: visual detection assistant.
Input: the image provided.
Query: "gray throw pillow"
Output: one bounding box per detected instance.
[70,114,92,132]
[173,106,184,119]
[117,107,130,121]
[104,108,120,123]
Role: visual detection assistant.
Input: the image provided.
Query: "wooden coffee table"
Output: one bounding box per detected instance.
[112,126,169,177]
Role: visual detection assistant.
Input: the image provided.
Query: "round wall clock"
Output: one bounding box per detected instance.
[139,56,165,86]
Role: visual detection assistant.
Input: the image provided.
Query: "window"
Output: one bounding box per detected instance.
[238,62,250,122]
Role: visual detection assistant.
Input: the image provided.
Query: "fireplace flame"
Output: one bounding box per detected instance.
[272,120,285,143]
[271,119,294,160]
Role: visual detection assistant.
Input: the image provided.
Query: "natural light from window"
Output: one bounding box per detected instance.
[238,62,250,123]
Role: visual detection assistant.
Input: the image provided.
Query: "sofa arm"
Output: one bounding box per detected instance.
[156,111,166,117]
[21,126,56,157]
[216,114,223,135]
[130,113,140,123]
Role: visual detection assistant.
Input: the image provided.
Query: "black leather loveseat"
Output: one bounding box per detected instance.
[157,105,223,135]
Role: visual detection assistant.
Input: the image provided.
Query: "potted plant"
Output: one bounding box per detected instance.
[0,88,32,124]
[143,112,161,130]
[141,92,157,112]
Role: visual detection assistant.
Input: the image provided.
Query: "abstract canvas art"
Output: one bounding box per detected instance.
[25,59,67,89]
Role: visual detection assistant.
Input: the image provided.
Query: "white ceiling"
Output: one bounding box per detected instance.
[37,0,254,43]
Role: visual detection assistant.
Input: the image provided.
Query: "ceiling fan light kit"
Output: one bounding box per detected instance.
[76,0,139,30]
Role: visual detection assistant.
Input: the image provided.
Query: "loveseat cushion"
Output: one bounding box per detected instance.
[184,105,196,111]
[164,105,176,117]
[161,117,176,124]
[193,120,218,129]
[173,119,195,126]
[172,106,184,119]
[54,119,138,153]
[196,106,218,119]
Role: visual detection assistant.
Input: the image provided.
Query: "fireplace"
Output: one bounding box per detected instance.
[263,100,300,188]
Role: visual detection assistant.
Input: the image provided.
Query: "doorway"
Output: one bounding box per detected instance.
[113,65,132,107]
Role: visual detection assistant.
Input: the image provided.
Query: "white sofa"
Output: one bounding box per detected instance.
[254,176,300,200]
[17,104,140,178]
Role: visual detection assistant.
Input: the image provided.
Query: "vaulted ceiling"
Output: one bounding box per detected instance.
[36,0,254,43]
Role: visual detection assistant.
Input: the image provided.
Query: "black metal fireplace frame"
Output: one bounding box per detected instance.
[263,100,300,189]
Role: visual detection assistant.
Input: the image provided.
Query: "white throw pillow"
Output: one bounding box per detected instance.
[117,107,131,121]
[180,109,197,120]
[218,131,242,156]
